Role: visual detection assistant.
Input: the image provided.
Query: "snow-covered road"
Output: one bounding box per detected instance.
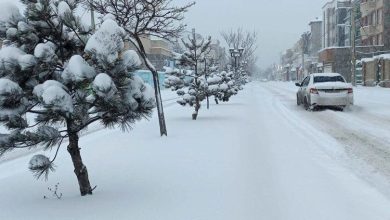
[262,81,390,198]
[1,82,390,220]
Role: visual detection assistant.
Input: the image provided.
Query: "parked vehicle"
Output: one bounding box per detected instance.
[295,73,354,111]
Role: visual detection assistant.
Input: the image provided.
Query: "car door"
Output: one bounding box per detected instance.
[299,76,310,100]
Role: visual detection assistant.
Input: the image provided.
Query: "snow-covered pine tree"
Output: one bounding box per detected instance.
[236,66,250,88]
[164,67,188,91]
[207,70,238,103]
[218,71,239,101]
[167,33,211,120]
[206,67,223,105]
[0,1,155,196]
[89,0,195,136]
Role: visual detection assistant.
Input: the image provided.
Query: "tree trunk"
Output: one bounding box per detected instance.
[192,98,200,120]
[215,97,219,105]
[68,133,93,196]
[131,36,167,136]
[150,69,168,136]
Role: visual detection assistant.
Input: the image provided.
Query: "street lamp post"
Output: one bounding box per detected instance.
[229,47,244,83]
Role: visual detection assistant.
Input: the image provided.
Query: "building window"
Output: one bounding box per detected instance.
[378,9,383,25]
[379,34,383,45]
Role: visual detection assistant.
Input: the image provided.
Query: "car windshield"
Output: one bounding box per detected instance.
[314,76,345,83]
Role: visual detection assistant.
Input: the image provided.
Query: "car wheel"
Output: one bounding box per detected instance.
[304,97,310,111]
[297,95,301,106]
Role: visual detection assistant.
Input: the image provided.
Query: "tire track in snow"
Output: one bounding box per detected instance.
[260,82,390,198]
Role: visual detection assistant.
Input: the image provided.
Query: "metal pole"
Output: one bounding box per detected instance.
[236,56,239,81]
[301,47,305,81]
[351,4,356,86]
[205,58,209,109]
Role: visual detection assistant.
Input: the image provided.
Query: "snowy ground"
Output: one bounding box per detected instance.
[1,82,390,219]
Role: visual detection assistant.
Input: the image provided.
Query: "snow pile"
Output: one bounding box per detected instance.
[0,79,23,109]
[207,84,220,93]
[34,42,57,62]
[41,86,73,113]
[62,55,96,83]
[126,76,156,110]
[19,54,37,71]
[34,81,73,113]
[181,93,195,103]
[165,75,184,90]
[85,19,125,64]
[17,21,32,33]
[0,3,22,43]
[102,13,116,22]
[92,73,117,99]
[57,1,72,20]
[163,68,186,90]
[6,28,17,38]
[33,80,66,97]
[220,83,229,91]
[122,50,142,69]
[0,3,21,22]
[28,154,51,171]
[0,78,22,94]
[0,47,36,71]
[207,76,222,84]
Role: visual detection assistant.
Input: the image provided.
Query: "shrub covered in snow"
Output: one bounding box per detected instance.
[0,0,156,196]
[208,71,239,103]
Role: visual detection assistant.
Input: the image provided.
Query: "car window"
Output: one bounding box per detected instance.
[302,76,310,86]
[314,76,345,83]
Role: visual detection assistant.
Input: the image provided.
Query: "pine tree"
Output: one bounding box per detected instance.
[89,0,195,136]
[0,0,155,196]
[207,70,238,103]
[165,33,211,120]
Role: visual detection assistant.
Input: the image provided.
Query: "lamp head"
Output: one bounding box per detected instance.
[238,48,244,55]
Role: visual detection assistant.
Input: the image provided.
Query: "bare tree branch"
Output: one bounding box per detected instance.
[221,28,259,73]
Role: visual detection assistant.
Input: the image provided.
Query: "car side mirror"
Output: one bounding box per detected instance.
[295,82,301,87]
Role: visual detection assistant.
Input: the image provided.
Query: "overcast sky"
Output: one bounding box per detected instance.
[2,0,328,68]
[175,0,327,68]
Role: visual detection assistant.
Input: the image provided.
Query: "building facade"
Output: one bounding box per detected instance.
[322,0,352,48]
[360,0,390,50]
[309,19,323,56]
[141,37,174,71]
[125,36,174,71]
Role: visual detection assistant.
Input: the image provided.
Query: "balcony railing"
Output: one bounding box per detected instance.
[360,24,384,39]
[361,0,378,17]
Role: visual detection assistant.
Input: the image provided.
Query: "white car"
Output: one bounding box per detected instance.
[296,73,354,110]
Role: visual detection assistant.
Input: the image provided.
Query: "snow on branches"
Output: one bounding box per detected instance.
[208,71,238,103]
[85,19,125,65]
[164,33,211,120]
[0,0,156,195]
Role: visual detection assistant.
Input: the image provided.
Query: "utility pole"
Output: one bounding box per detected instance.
[351,3,356,86]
